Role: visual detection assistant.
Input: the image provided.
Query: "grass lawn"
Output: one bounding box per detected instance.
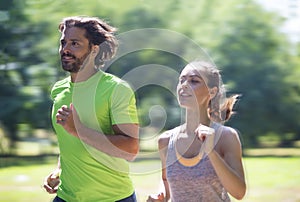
[0,145,300,202]
[239,157,300,202]
[0,162,55,202]
[0,155,300,202]
[131,157,300,202]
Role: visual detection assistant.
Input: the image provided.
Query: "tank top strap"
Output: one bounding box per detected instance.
[166,126,181,167]
[167,126,182,150]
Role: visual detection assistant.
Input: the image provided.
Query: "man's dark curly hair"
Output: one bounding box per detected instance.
[59,16,118,67]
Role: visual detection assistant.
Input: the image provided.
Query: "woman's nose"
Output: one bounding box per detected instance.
[181,80,189,88]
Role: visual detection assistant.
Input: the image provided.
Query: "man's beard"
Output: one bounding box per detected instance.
[61,51,91,73]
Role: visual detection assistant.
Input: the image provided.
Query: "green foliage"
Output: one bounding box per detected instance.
[213,2,300,146]
[0,0,299,149]
[0,0,54,144]
[0,123,10,154]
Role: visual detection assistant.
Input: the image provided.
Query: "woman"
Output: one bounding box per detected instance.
[147,60,246,202]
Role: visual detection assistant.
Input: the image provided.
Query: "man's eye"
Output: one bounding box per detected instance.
[72,42,79,46]
[191,80,199,83]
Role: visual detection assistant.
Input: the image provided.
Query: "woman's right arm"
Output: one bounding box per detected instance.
[147,132,171,202]
[159,133,171,201]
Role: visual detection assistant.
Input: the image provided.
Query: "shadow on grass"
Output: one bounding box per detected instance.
[1,147,300,168]
[243,147,300,158]
[0,154,58,168]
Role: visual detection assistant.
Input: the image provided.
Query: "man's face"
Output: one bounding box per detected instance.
[59,27,92,73]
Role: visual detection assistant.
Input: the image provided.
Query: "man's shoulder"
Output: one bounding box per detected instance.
[53,76,70,88]
[102,71,124,84]
[101,71,133,90]
[50,77,70,99]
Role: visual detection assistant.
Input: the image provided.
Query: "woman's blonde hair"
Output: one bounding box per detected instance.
[189,60,240,122]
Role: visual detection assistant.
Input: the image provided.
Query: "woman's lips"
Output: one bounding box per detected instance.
[179,91,191,97]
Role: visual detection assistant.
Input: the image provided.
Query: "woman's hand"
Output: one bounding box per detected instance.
[147,192,165,202]
[195,124,216,154]
[43,169,61,194]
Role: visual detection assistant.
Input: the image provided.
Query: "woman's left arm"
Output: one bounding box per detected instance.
[207,127,246,200]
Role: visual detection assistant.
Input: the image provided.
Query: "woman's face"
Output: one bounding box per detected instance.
[177,65,210,109]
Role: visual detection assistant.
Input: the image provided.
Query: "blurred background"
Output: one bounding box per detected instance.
[0,0,300,201]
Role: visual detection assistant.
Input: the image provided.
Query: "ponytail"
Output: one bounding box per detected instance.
[209,94,240,123]
[221,94,240,121]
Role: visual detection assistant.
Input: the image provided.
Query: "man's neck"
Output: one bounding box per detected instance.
[70,66,98,83]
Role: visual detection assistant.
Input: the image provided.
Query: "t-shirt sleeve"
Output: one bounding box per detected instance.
[50,78,68,101]
[50,83,58,101]
[110,81,139,125]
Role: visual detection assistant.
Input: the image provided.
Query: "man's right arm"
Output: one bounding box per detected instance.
[43,155,61,194]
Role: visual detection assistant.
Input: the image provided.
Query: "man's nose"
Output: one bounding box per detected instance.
[61,44,71,54]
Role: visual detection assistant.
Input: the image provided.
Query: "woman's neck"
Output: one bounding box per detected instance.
[185,108,211,135]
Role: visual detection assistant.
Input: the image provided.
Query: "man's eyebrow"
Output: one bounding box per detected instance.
[60,38,82,42]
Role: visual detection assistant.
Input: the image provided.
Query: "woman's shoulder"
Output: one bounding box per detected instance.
[219,125,240,141]
[158,126,181,148]
[217,125,242,154]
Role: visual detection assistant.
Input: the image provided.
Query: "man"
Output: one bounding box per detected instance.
[43,16,139,202]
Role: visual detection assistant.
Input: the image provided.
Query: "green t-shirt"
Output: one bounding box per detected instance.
[51,70,139,202]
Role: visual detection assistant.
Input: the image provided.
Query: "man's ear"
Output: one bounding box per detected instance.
[209,87,218,99]
[92,45,99,55]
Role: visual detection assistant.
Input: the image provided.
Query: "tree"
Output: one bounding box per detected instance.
[0,0,31,145]
[214,2,300,146]
[1,0,299,151]
[0,0,53,151]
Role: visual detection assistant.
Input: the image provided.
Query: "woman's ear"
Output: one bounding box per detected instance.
[209,87,218,99]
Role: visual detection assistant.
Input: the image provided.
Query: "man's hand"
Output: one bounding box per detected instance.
[147,192,165,202]
[56,104,80,137]
[43,169,61,194]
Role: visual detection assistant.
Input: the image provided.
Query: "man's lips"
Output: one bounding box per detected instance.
[61,57,75,63]
[63,56,73,59]
[61,54,75,61]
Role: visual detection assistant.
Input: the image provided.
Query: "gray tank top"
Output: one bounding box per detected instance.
[166,126,230,202]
